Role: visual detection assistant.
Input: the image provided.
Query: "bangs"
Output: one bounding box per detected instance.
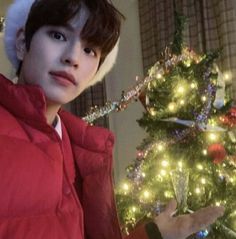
[25,0,81,48]
[25,0,124,60]
[80,0,123,60]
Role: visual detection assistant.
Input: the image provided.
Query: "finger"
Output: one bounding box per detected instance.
[188,206,225,233]
[164,199,177,217]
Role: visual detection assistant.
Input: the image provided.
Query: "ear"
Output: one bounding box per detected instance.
[15,28,26,61]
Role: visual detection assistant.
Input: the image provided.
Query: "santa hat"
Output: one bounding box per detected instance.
[4,0,119,87]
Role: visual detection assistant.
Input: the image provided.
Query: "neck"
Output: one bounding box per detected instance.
[45,102,61,126]
[18,75,61,126]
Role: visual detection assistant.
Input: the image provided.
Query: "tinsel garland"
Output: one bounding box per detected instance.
[83,47,205,124]
[116,46,230,238]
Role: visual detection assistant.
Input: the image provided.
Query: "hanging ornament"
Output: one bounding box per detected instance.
[207,143,226,164]
[213,64,225,109]
[171,168,189,213]
[220,107,236,127]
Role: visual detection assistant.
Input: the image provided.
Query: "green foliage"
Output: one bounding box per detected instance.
[116,45,236,238]
[171,11,187,55]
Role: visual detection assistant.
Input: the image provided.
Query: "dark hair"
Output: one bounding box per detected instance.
[17,0,124,75]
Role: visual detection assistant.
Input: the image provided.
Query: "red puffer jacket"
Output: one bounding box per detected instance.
[0,74,160,239]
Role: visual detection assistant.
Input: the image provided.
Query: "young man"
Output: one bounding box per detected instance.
[0,0,224,238]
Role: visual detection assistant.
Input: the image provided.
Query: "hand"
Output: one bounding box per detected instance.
[154,199,225,239]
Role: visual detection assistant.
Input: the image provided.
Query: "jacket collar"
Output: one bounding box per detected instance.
[0,74,48,128]
[60,110,115,154]
[0,74,114,153]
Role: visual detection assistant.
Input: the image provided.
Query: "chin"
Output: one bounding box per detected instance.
[46,96,72,107]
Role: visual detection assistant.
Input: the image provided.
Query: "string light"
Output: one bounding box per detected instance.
[131,206,137,213]
[201,178,206,184]
[160,169,167,176]
[190,82,197,89]
[178,161,183,169]
[208,133,218,141]
[149,108,157,116]
[164,191,173,198]
[161,160,169,167]
[115,44,229,236]
[184,59,191,67]
[177,86,185,94]
[122,183,130,192]
[223,71,232,82]
[202,149,207,155]
[201,96,207,102]
[157,144,165,152]
[197,164,203,170]
[168,102,176,112]
[143,190,150,199]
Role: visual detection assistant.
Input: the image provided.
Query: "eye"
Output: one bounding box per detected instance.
[49,31,66,41]
[84,47,96,56]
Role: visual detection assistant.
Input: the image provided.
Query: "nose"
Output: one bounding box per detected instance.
[61,43,80,68]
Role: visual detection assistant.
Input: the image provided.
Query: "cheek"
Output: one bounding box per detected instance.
[90,61,100,77]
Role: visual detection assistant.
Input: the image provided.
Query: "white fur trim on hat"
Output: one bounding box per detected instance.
[4,0,119,86]
[4,0,35,69]
[87,40,119,87]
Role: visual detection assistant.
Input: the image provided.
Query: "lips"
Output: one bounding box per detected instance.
[49,71,76,86]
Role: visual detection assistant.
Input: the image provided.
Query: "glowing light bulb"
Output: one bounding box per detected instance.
[225,74,229,80]
[223,71,232,82]
[177,86,185,94]
[161,160,169,167]
[232,210,236,216]
[197,164,203,170]
[168,103,176,112]
[202,149,207,155]
[164,191,172,198]
[184,60,191,67]
[160,169,167,176]
[201,96,207,102]
[149,108,157,116]
[201,178,206,184]
[143,190,150,199]
[123,183,129,191]
[178,161,183,168]
[132,206,137,212]
[208,133,218,141]
[157,144,164,152]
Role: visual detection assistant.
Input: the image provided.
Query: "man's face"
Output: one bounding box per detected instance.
[17,9,101,106]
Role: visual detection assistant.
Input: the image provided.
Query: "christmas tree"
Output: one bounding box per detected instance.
[116,13,236,239]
